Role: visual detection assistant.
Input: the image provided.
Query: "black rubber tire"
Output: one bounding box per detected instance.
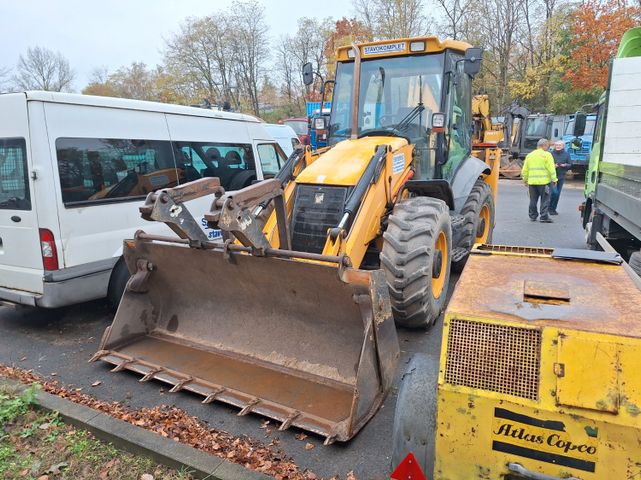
[107,259,131,310]
[391,353,436,476]
[381,197,452,329]
[629,251,641,278]
[452,179,495,273]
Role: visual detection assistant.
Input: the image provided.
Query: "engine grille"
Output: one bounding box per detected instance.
[291,184,347,254]
[444,319,541,400]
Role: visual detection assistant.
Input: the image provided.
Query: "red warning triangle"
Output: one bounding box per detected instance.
[390,452,427,480]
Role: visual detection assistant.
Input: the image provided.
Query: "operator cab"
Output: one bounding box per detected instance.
[321,38,481,181]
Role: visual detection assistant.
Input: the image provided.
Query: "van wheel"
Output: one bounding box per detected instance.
[107,260,130,310]
[391,353,436,476]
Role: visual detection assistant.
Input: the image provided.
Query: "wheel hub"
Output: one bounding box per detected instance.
[477,217,487,238]
[432,250,443,278]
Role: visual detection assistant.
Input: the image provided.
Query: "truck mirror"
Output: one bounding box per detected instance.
[302,62,314,86]
[464,48,482,77]
[573,112,587,137]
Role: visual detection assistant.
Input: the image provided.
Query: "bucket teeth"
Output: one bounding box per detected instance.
[202,387,226,404]
[88,350,109,363]
[238,398,260,416]
[111,359,134,372]
[278,410,301,431]
[139,367,164,382]
[169,377,193,393]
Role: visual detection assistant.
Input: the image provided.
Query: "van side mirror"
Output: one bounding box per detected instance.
[302,62,314,86]
[463,48,482,77]
[573,112,587,137]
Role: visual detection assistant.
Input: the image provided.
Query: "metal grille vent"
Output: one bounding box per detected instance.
[291,184,347,254]
[444,319,541,400]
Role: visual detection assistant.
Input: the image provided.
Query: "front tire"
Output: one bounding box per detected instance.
[452,179,495,272]
[381,197,452,329]
[391,353,436,476]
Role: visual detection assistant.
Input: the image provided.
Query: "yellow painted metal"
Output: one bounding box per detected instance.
[476,204,491,243]
[296,136,407,186]
[335,36,471,61]
[434,250,641,479]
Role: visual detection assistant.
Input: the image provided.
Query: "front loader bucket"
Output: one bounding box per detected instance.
[93,236,399,443]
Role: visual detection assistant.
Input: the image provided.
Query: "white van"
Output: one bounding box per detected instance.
[263,123,301,156]
[0,91,288,308]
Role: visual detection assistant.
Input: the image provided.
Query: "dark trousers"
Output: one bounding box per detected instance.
[549,173,565,212]
[529,184,551,220]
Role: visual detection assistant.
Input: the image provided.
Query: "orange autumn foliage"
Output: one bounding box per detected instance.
[564,0,641,90]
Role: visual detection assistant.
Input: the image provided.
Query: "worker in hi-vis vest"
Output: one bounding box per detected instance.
[521,138,558,223]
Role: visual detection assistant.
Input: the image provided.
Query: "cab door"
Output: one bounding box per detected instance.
[0,95,44,294]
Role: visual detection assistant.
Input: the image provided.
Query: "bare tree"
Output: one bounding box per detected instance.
[353,0,432,38]
[435,0,475,39]
[229,0,270,116]
[0,66,11,92]
[13,46,74,92]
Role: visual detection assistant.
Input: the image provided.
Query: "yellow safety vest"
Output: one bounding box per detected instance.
[521,149,558,185]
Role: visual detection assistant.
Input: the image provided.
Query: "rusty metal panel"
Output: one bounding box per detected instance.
[556,335,619,413]
[94,236,398,443]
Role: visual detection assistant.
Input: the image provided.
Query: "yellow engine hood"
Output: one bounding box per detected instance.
[296,136,407,186]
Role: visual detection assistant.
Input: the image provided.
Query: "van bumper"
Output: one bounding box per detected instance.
[0,258,117,308]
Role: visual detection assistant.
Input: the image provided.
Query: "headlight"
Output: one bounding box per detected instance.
[432,113,446,128]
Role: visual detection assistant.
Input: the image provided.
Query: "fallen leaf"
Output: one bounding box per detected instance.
[50,372,57,376]
[346,471,357,480]
[20,356,27,361]
[19,468,29,477]
[37,476,49,480]
[46,462,68,475]
[38,423,51,430]
[91,380,102,387]
[304,443,314,450]
[295,433,308,441]
[140,474,155,480]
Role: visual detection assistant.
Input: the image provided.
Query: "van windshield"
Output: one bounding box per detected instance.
[0,138,30,210]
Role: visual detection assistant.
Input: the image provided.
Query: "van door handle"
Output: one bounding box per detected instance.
[11,216,21,223]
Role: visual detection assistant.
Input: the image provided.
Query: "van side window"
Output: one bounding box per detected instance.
[257,143,285,177]
[173,141,257,191]
[56,138,177,205]
[0,138,30,210]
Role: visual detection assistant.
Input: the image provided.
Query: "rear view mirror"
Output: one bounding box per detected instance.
[302,62,314,86]
[464,48,482,77]
[573,112,586,136]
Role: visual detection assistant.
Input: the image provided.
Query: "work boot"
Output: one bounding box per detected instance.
[540,217,553,223]
[549,210,558,215]
[530,217,537,222]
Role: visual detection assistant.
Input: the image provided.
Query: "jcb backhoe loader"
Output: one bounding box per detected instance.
[93,36,499,443]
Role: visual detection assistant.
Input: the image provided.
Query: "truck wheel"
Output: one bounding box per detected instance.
[452,179,495,272]
[629,251,641,278]
[391,353,436,476]
[381,197,452,329]
[107,259,131,310]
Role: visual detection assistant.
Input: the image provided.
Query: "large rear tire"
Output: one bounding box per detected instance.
[381,197,452,329]
[107,259,131,311]
[452,179,495,272]
[391,353,436,476]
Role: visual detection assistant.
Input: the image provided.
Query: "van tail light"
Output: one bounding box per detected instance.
[39,229,59,271]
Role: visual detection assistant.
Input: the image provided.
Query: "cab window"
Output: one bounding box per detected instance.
[444,59,472,181]
[257,143,285,177]
[0,138,30,210]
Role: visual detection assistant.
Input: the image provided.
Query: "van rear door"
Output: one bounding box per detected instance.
[0,95,44,295]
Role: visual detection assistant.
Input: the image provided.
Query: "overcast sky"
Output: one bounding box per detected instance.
[1,0,353,89]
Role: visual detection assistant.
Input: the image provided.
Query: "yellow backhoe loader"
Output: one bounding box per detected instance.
[93,36,499,443]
